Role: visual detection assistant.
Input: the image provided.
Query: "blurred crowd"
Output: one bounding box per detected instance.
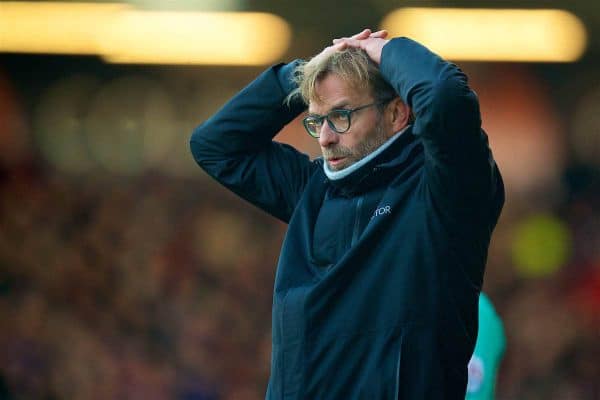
[0,64,599,400]
[0,146,598,400]
[0,167,286,399]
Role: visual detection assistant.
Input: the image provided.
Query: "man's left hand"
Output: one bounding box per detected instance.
[332,29,389,64]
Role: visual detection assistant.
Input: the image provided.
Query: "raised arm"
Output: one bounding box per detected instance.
[334,33,503,215]
[189,62,316,223]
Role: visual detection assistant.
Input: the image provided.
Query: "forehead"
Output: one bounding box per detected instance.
[308,73,370,113]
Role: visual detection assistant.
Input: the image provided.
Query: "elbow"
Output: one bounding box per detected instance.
[432,76,478,107]
[189,122,212,165]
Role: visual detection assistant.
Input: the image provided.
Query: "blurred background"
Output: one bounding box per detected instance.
[0,0,599,399]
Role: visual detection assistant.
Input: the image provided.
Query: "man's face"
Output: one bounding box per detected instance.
[309,73,392,171]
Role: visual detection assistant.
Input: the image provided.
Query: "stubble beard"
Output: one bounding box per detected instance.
[323,120,389,171]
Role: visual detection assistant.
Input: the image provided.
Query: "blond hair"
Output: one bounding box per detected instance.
[287,47,397,107]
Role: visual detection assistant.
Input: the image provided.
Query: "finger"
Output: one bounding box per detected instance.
[333,36,369,45]
[336,41,348,51]
[322,41,347,55]
[333,28,372,44]
[369,30,388,38]
[350,28,372,40]
[330,41,346,50]
[332,38,363,49]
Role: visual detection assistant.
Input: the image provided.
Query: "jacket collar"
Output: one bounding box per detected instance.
[324,125,419,197]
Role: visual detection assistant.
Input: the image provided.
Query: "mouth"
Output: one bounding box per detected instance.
[327,157,347,168]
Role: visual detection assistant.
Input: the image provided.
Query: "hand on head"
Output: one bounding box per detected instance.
[312,29,389,65]
[332,28,389,64]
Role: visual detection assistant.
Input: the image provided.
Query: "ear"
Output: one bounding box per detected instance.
[388,97,411,131]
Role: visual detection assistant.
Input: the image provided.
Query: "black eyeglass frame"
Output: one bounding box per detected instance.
[302,101,386,138]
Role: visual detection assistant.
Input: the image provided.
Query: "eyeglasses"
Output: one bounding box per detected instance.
[302,102,383,138]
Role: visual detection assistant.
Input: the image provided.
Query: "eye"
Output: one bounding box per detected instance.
[304,117,322,129]
[328,110,349,123]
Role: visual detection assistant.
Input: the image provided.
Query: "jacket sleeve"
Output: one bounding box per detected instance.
[380,38,503,216]
[189,61,318,223]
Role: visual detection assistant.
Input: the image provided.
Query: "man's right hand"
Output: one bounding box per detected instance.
[332,28,389,65]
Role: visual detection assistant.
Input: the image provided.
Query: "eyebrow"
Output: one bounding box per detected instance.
[308,101,351,116]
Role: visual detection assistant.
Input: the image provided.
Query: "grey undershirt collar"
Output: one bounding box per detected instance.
[323,125,411,181]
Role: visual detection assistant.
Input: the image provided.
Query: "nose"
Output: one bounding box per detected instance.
[317,123,339,148]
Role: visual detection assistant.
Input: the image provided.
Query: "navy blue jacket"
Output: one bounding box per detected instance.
[190,38,504,399]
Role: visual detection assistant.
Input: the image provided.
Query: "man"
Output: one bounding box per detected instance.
[190,29,504,399]
[466,294,506,400]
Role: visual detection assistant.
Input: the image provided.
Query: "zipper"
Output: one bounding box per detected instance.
[393,335,402,399]
[351,195,364,246]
